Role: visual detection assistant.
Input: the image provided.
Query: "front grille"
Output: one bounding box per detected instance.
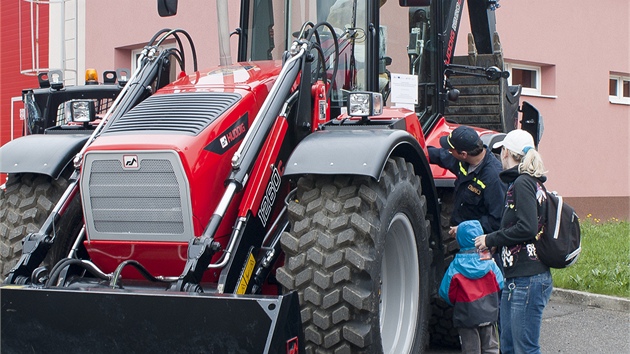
[104,92,241,135]
[81,151,193,242]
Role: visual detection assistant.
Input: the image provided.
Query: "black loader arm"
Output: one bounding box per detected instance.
[442,0,499,64]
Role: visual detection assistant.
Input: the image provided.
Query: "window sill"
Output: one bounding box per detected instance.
[609,98,630,105]
[521,93,557,99]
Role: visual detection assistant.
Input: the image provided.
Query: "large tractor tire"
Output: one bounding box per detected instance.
[0,172,83,277]
[429,188,460,348]
[277,157,433,353]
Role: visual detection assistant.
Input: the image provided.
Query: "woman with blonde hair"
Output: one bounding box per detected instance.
[474,129,551,354]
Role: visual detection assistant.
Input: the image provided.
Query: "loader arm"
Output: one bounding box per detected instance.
[172,23,340,292]
[2,30,195,286]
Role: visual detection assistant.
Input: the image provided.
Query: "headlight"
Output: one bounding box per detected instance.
[65,100,96,123]
[348,92,383,117]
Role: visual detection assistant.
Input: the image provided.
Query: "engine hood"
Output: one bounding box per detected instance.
[79,62,284,247]
[160,61,283,93]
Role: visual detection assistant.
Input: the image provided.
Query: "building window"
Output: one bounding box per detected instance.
[131,48,144,73]
[507,63,541,96]
[131,47,177,83]
[609,74,630,105]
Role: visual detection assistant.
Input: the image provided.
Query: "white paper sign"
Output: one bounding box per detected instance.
[390,73,418,105]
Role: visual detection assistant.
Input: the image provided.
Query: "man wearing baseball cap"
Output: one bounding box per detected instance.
[428,125,506,235]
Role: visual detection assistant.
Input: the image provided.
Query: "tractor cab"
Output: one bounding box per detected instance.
[236,0,526,136]
[237,0,416,118]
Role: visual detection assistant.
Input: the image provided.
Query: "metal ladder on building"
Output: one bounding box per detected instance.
[19,0,80,85]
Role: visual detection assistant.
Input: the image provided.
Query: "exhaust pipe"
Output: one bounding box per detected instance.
[217,0,232,66]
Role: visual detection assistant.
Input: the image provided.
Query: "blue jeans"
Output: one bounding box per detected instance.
[499,271,552,354]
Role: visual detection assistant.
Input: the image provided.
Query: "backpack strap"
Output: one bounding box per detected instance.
[520,174,548,242]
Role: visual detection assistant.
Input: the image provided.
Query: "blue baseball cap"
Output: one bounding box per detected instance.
[439,126,482,152]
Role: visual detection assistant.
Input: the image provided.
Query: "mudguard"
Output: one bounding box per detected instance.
[285,128,425,180]
[1,286,304,354]
[0,134,89,178]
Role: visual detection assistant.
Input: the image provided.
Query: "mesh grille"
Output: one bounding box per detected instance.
[87,157,186,236]
[104,92,241,135]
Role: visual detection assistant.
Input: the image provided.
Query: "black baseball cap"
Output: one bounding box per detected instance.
[439,126,482,152]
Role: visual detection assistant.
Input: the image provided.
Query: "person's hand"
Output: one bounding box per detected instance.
[474,234,487,250]
[448,226,457,236]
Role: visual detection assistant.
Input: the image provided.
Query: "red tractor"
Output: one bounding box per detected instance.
[0,0,541,352]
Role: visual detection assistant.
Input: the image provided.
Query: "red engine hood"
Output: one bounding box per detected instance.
[78,61,285,279]
[159,61,283,94]
[426,117,501,180]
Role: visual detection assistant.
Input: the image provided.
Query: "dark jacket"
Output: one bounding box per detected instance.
[428,146,506,233]
[439,220,504,328]
[484,166,549,278]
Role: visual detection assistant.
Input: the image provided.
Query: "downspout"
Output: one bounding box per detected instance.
[217,0,233,66]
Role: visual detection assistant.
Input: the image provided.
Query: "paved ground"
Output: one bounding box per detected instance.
[427,289,630,353]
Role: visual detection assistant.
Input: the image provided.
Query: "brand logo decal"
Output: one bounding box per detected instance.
[122,155,139,169]
[205,113,249,154]
[259,165,281,227]
[286,337,299,354]
[445,0,463,65]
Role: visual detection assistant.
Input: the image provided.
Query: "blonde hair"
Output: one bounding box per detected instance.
[507,148,547,178]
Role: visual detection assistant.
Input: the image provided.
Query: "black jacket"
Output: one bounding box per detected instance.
[484,167,549,278]
[428,146,506,233]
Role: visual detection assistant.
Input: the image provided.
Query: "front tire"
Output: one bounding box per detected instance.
[0,172,83,277]
[277,157,433,353]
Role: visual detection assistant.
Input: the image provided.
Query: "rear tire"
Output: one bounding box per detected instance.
[277,157,432,353]
[0,172,83,277]
[429,188,460,348]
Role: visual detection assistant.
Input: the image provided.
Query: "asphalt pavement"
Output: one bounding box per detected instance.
[427,288,630,353]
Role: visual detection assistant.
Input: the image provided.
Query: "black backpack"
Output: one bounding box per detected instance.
[535,184,582,268]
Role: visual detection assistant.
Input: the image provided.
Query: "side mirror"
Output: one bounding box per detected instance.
[157,0,178,17]
[520,101,544,148]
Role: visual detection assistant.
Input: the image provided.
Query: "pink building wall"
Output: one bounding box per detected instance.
[457,0,629,219]
[85,1,241,75]
[84,1,629,220]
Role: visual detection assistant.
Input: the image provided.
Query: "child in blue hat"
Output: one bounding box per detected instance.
[439,220,504,353]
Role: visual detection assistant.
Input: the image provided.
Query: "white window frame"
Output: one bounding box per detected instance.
[131,46,177,83]
[506,63,541,96]
[609,74,630,105]
[131,48,145,74]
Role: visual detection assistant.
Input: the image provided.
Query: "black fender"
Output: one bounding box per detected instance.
[284,128,442,270]
[0,134,89,178]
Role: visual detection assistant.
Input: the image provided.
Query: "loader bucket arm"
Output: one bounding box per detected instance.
[172,41,311,292]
